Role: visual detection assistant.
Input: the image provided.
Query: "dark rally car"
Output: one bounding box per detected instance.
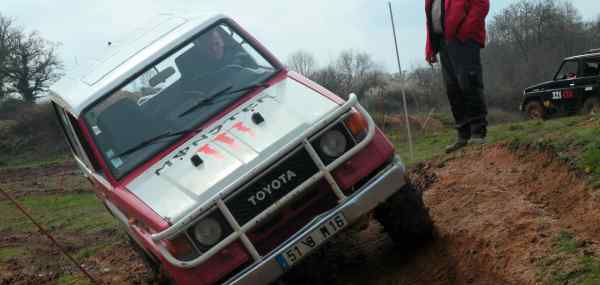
[521,49,600,119]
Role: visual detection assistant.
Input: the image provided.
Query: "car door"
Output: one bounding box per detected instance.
[575,58,600,107]
[551,60,579,112]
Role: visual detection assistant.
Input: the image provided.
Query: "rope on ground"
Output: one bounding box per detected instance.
[0,186,101,285]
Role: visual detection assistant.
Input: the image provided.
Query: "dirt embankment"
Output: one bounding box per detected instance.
[286,144,600,285]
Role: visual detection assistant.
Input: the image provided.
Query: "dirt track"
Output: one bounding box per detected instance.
[2,143,600,284]
[285,144,600,285]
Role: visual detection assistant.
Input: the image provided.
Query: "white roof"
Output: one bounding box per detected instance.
[49,14,227,117]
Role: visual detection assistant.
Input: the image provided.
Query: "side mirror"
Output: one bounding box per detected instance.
[149,67,176,87]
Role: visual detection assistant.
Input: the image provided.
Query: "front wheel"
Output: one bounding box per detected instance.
[374,183,434,250]
[524,100,545,120]
[583,97,600,115]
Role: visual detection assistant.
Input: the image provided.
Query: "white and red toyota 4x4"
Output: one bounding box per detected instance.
[49,14,433,285]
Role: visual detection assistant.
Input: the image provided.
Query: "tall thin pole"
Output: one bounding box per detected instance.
[388,1,414,160]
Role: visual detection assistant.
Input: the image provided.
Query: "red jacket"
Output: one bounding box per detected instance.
[425,0,489,62]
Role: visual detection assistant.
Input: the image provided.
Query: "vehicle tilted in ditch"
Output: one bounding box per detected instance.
[49,14,433,285]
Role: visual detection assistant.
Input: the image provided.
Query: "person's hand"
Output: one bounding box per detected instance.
[426,55,437,65]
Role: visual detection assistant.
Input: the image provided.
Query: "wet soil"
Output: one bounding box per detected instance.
[285,144,600,285]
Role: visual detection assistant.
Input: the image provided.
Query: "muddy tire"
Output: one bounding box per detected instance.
[583,97,600,115]
[374,183,434,249]
[524,100,545,120]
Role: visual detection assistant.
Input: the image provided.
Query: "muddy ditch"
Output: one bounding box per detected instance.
[284,144,600,285]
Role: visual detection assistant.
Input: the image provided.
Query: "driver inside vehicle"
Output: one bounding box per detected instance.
[194,29,227,70]
[176,27,256,89]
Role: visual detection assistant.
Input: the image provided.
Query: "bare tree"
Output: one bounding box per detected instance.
[312,65,344,95]
[332,50,384,99]
[286,50,317,77]
[4,30,62,103]
[0,14,15,100]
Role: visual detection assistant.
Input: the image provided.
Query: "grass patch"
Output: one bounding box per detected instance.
[581,145,600,175]
[390,129,453,166]
[56,273,93,285]
[74,242,114,260]
[554,230,579,254]
[0,193,118,234]
[537,230,600,285]
[0,154,71,170]
[390,113,600,188]
[0,247,28,262]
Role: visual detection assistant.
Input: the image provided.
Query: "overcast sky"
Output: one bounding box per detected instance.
[2,0,598,75]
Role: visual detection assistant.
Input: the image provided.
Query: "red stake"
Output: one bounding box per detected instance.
[0,186,101,284]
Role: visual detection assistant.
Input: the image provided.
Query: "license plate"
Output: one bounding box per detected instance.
[276,213,347,270]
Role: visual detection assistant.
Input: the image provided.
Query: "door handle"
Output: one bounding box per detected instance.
[570,83,575,87]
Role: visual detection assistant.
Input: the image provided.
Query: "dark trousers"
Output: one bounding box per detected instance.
[439,39,488,139]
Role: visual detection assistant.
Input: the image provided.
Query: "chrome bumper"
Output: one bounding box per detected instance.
[226,156,406,285]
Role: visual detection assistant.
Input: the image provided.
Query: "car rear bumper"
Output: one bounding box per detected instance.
[225,155,406,285]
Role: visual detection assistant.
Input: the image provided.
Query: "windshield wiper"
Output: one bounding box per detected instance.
[178,85,234,118]
[178,82,271,118]
[115,127,203,158]
[229,82,270,95]
[115,82,272,158]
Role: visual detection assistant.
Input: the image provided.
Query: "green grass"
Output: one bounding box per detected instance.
[390,129,454,166]
[75,242,114,260]
[538,230,600,285]
[0,193,118,234]
[0,154,71,170]
[0,193,122,276]
[554,231,580,254]
[391,113,600,185]
[56,274,93,285]
[0,247,28,262]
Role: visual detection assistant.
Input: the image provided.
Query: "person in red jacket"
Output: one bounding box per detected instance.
[425,0,490,152]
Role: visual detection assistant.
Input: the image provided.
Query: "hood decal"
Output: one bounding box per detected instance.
[154,95,276,176]
[126,78,339,221]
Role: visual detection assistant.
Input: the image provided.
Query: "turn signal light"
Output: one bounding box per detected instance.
[165,234,200,262]
[344,110,368,141]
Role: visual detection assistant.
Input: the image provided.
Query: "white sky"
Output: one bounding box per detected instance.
[2,0,598,74]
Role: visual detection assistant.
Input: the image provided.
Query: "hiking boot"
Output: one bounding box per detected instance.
[445,138,469,153]
[469,136,487,145]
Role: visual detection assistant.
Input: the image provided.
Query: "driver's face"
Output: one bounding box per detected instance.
[204,30,224,60]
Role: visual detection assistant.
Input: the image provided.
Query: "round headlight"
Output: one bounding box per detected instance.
[319,129,347,158]
[192,218,223,246]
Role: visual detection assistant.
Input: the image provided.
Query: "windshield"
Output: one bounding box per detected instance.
[83,22,278,179]
[555,60,579,80]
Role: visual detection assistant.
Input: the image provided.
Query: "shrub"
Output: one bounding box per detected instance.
[0,101,68,158]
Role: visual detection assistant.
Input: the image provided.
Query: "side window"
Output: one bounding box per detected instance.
[54,103,86,159]
[53,103,102,173]
[53,103,78,155]
[555,61,579,80]
[67,114,103,172]
[582,60,599,77]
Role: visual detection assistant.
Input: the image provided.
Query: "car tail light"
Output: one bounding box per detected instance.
[165,234,200,261]
[344,110,368,141]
